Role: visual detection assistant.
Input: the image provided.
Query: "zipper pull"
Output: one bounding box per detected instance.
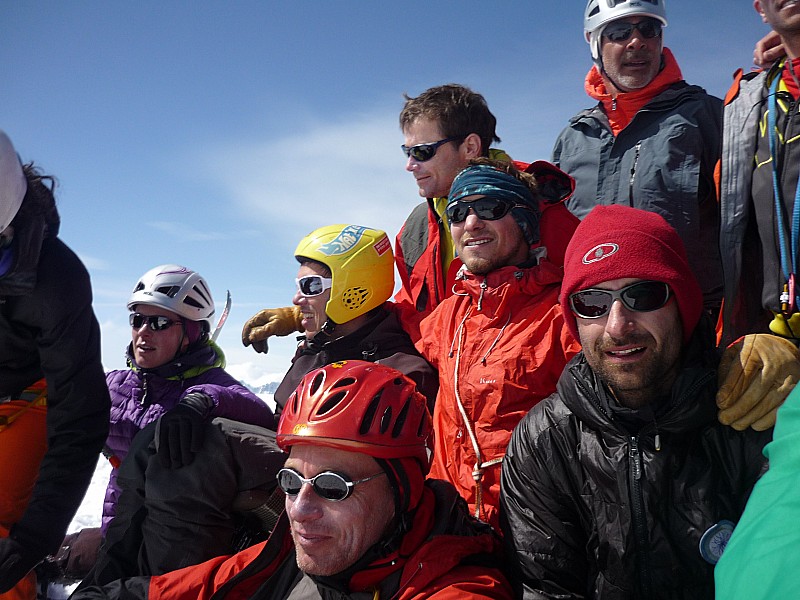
[629,437,642,480]
[477,279,487,311]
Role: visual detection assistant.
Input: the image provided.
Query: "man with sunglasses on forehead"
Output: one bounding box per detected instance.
[500,205,772,599]
[71,361,514,599]
[553,0,724,320]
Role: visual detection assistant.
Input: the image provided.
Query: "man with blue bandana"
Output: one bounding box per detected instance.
[415,159,582,531]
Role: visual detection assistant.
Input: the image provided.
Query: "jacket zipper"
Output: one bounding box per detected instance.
[628,142,641,206]
[628,435,653,598]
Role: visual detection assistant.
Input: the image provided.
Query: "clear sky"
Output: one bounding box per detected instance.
[3,2,772,386]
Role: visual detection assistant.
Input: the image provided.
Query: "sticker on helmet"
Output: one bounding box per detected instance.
[318,226,368,256]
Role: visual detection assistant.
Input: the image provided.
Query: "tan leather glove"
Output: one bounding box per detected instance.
[717,334,800,431]
[241,306,303,354]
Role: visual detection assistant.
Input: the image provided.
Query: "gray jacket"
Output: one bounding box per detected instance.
[553,81,723,311]
[718,64,797,345]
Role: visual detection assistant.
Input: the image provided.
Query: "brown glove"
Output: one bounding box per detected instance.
[57,527,102,579]
[241,306,303,354]
[717,334,800,431]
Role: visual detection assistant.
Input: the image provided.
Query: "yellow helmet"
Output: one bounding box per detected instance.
[294,224,394,324]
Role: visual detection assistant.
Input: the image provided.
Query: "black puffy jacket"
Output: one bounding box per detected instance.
[500,336,770,599]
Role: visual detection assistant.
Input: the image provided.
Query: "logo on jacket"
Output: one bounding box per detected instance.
[582,243,619,265]
[318,226,367,256]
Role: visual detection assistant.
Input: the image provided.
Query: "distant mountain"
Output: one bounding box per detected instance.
[241,380,280,396]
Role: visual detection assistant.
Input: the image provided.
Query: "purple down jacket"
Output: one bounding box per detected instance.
[101,340,274,531]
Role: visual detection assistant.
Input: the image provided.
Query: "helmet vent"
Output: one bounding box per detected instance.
[392,399,410,439]
[379,405,393,434]
[192,283,212,305]
[331,376,356,389]
[183,295,203,310]
[342,286,370,310]
[133,282,145,293]
[317,391,347,416]
[156,285,181,298]
[416,413,426,439]
[310,371,325,395]
[360,390,383,434]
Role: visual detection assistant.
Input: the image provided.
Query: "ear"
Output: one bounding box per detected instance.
[461,133,483,159]
[753,0,766,21]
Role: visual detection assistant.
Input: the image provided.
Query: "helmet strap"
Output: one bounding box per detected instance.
[170,318,189,362]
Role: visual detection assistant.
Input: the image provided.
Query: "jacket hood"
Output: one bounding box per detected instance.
[0,217,51,296]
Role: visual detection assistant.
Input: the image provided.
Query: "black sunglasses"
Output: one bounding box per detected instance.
[401,136,462,162]
[277,467,385,502]
[129,313,179,332]
[445,196,528,224]
[603,18,662,43]
[295,275,332,297]
[569,281,671,319]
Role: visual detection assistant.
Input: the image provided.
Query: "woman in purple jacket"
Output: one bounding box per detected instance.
[60,264,275,577]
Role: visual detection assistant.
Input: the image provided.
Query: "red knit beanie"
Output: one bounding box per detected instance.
[560,205,702,343]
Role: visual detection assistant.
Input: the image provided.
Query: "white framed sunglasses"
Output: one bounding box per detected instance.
[295,275,332,297]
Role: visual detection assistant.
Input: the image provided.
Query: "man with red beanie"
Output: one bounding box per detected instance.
[71,361,514,600]
[500,205,773,599]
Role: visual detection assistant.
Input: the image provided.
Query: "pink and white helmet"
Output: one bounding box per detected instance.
[127,264,215,330]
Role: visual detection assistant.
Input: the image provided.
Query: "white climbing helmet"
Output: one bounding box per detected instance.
[584,0,667,62]
[128,264,215,330]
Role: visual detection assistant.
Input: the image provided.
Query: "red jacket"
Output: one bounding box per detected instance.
[417,261,581,530]
[393,160,578,340]
[71,482,512,600]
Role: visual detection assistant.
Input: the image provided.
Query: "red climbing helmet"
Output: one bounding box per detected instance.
[277,361,432,468]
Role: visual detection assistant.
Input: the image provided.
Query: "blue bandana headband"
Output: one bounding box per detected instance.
[448,164,540,245]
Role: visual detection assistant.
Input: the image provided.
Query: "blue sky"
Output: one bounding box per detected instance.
[3,2,772,385]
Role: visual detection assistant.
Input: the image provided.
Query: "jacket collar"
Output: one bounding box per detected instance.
[560,321,718,437]
[585,47,684,135]
[453,258,563,306]
[126,339,224,380]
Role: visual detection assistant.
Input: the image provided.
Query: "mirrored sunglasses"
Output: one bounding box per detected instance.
[295,275,333,297]
[569,280,671,319]
[603,18,662,43]
[445,196,527,224]
[276,467,385,502]
[401,136,462,162]
[129,313,179,332]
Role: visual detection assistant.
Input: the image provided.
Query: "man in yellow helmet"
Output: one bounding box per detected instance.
[271,224,437,414]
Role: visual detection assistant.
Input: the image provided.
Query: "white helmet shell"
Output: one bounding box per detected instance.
[0,130,27,232]
[584,0,668,61]
[128,264,215,329]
